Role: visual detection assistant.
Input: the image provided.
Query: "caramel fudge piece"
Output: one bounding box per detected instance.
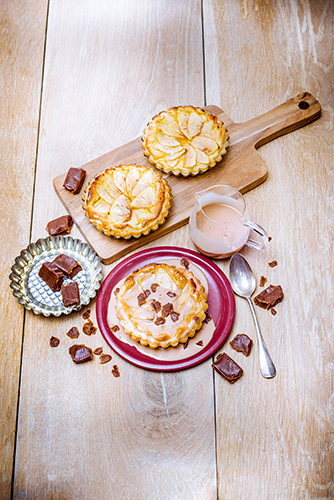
[46,215,73,236]
[69,344,93,363]
[52,253,82,278]
[230,334,253,356]
[254,285,284,309]
[63,167,86,194]
[50,336,60,347]
[61,281,80,307]
[212,353,243,383]
[38,262,65,291]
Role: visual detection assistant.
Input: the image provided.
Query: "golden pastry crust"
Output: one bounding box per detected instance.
[142,105,229,176]
[82,164,171,239]
[115,263,208,348]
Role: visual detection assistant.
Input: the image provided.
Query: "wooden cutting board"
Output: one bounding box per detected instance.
[53,92,321,264]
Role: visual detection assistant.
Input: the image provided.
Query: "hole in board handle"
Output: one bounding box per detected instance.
[298,101,310,110]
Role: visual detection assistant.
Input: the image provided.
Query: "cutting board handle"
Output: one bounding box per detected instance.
[228,92,321,148]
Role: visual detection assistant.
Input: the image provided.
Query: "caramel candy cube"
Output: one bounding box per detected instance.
[69,344,93,363]
[254,285,284,309]
[61,281,80,307]
[63,167,86,194]
[38,262,65,291]
[46,215,73,236]
[230,334,253,356]
[52,253,82,278]
[212,353,243,383]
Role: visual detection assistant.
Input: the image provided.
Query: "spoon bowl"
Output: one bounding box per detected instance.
[229,253,256,298]
[229,253,276,379]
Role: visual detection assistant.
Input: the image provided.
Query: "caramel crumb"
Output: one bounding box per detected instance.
[167,291,176,298]
[50,336,60,347]
[137,293,146,306]
[269,260,278,268]
[99,354,112,364]
[154,316,166,326]
[180,258,190,270]
[271,308,277,316]
[259,276,268,287]
[161,303,173,317]
[94,347,103,355]
[112,365,120,377]
[151,283,159,292]
[204,312,212,324]
[82,310,91,320]
[171,312,179,322]
[114,287,120,296]
[151,300,161,312]
[194,316,200,324]
[110,325,120,333]
[66,326,79,339]
[183,340,189,350]
[83,320,97,335]
[196,340,203,346]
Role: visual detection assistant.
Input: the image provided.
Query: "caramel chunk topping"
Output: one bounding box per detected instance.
[161,303,174,317]
[151,283,159,292]
[52,254,82,278]
[137,293,146,306]
[94,347,103,355]
[82,310,91,320]
[110,325,120,333]
[180,258,190,270]
[154,316,166,326]
[151,300,161,312]
[171,312,179,322]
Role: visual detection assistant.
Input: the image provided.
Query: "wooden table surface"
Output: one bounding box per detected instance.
[1,1,333,499]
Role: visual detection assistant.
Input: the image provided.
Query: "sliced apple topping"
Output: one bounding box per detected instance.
[82,164,171,239]
[142,105,229,176]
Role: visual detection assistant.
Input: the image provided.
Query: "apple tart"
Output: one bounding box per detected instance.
[142,105,229,176]
[82,164,171,239]
[115,263,208,349]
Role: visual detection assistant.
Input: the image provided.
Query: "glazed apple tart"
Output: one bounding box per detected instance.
[115,263,208,349]
[82,164,171,239]
[142,105,229,176]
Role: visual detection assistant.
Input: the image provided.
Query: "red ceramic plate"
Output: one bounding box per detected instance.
[96,247,235,371]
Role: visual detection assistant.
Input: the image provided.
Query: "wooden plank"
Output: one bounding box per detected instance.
[53,94,320,264]
[0,2,48,499]
[203,0,334,498]
[13,1,217,499]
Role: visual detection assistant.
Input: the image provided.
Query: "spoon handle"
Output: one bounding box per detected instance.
[247,297,276,378]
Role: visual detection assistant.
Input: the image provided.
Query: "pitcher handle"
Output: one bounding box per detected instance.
[244,221,269,250]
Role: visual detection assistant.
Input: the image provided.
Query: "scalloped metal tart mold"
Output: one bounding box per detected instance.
[82,164,172,239]
[142,105,229,177]
[9,236,103,316]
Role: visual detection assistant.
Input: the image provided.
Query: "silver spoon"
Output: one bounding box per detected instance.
[229,253,276,379]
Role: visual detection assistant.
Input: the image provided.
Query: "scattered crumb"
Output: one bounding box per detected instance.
[112,365,120,377]
[94,347,103,355]
[259,276,267,287]
[50,336,60,347]
[66,326,79,339]
[269,260,278,268]
[99,354,112,364]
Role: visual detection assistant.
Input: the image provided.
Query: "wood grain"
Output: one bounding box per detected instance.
[204,0,334,498]
[13,1,217,499]
[0,2,48,498]
[53,93,320,264]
